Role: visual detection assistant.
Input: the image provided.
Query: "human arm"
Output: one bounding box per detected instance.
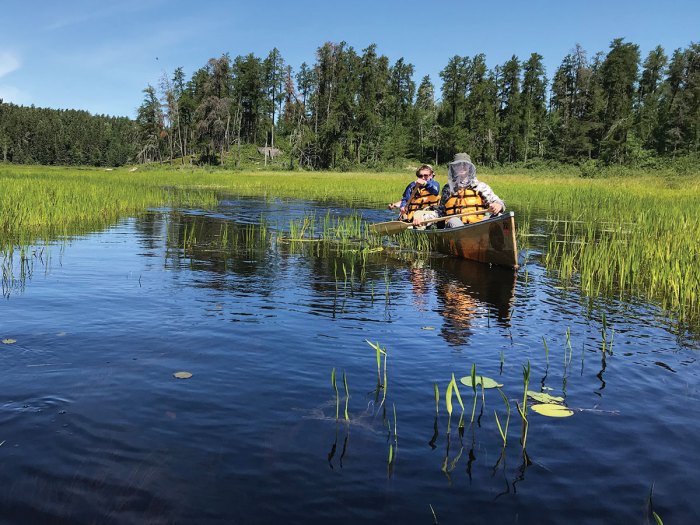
[388,181,418,211]
[475,182,505,214]
[398,182,416,210]
[424,178,440,195]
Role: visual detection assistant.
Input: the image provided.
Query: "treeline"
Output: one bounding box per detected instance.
[0,103,136,166]
[1,39,699,169]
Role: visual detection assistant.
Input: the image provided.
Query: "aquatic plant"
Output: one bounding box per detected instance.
[601,312,614,356]
[445,377,454,434]
[565,327,574,371]
[331,368,339,421]
[433,383,439,415]
[450,374,465,431]
[469,364,478,424]
[516,360,531,450]
[530,404,573,417]
[343,371,350,421]
[494,388,511,447]
[648,483,664,525]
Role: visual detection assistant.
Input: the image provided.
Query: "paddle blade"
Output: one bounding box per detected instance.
[368,220,411,235]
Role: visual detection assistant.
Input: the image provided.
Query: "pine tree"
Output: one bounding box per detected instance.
[136,85,165,163]
[415,75,438,162]
[497,55,522,163]
[356,45,388,165]
[598,39,640,163]
[521,53,548,162]
[463,54,498,165]
[659,43,700,156]
[263,48,286,149]
[635,46,667,152]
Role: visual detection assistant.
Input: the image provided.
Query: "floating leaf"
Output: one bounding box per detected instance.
[530,403,573,417]
[173,371,193,379]
[2,339,16,345]
[527,390,565,404]
[460,375,503,389]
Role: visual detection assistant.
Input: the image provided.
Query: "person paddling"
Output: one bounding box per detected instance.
[437,153,504,228]
[388,164,440,223]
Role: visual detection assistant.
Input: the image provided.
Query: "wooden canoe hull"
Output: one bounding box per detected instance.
[412,212,519,269]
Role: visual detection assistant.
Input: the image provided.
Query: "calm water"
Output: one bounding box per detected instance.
[1,198,698,525]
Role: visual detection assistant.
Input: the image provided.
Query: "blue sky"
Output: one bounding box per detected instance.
[1,0,698,118]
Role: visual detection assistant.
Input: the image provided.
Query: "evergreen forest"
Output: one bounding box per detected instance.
[1,38,698,170]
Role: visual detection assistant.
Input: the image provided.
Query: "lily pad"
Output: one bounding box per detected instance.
[459,376,503,389]
[2,339,16,345]
[173,371,193,379]
[530,403,574,418]
[527,390,565,404]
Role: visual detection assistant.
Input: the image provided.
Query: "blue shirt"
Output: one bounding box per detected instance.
[400,178,440,208]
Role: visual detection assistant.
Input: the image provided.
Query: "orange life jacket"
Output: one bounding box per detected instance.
[443,189,488,224]
[405,187,440,221]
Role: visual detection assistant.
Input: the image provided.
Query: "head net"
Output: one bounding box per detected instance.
[447,159,477,193]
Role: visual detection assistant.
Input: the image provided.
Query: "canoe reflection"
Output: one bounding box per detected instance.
[423,257,516,346]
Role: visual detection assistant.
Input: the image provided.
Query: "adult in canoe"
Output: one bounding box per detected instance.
[405,153,504,230]
[437,153,504,228]
[388,164,440,223]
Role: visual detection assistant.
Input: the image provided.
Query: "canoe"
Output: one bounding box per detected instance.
[409,212,519,269]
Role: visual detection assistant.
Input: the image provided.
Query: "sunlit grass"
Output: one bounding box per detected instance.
[1,164,699,327]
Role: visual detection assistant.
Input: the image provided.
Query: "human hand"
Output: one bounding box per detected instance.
[415,178,427,186]
[489,202,503,215]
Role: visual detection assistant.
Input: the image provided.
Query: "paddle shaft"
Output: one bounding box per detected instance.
[417,208,490,225]
[368,209,491,235]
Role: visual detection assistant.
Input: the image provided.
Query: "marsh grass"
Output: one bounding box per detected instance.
[0,165,219,249]
[517,175,700,328]
[2,165,699,328]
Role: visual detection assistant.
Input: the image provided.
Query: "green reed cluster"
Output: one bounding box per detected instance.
[501,174,700,328]
[0,165,218,250]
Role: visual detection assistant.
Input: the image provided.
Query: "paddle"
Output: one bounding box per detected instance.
[369,209,491,235]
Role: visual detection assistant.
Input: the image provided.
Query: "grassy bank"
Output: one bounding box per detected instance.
[1,163,698,328]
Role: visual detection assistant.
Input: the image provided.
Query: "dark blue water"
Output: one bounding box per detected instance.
[1,198,698,524]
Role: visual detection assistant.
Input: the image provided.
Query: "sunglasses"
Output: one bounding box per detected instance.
[416,173,432,178]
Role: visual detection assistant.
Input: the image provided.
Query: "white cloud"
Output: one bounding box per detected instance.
[0,51,21,79]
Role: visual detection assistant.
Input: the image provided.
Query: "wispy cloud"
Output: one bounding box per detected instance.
[0,51,21,78]
[45,0,166,31]
[65,24,203,70]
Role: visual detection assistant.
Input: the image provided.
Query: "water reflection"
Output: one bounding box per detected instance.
[430,257,515,346]
[3,202,700,524]
[151,210,518,349]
